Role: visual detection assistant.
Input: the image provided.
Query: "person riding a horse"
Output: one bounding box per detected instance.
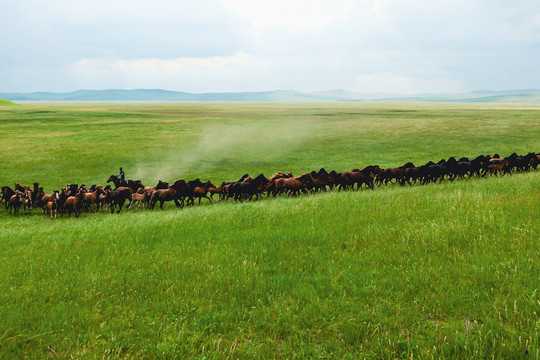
[118,167,125,182]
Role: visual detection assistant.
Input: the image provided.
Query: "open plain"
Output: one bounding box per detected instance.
[0,102,539,358]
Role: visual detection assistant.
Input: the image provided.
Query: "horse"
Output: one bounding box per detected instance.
[183,179,205,206]
[14,182,31,193]
[23,194,32,214]
[227,174,269,202]
[238,174,253,182]
[139,180,169,195]
[127,191,152,210]
[98,185,112,212]
[62,190,85,217]
[32,187,46,210]
[424,163,446,184]
[108,187,132,214]
[66,184,79,197]
[8,192,23,216]
[530,153,540,170]
[376,162,414,185]
[45,191,59,219]
[208,182,229,201]
[82,185,105,213]
[484,159,510,177]
[128,191,150,210]
[1,186,15,209]
[56,188,68,214]
[341,166,380,190]
[267,173,313,197]
[192,181,217,205]
[30,182,41,204]
[268,171,293,182]
[149,179,191,210]
[106,175,127,189]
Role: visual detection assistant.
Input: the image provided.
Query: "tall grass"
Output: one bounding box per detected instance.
[0,103,538,358]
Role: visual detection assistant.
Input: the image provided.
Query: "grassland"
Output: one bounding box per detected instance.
[0,98,17,106]
[0,103,539,359]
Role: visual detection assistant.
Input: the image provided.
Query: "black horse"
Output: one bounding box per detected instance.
[107,175,128,189]
[227,174,269,201]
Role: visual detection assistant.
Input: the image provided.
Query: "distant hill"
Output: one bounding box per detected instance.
[1,89,539,103]
[0,98,17,106]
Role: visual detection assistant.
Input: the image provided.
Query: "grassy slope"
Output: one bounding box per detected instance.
[0,98,17,106]
[0,103,539,358]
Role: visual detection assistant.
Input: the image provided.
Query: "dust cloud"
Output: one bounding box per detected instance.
[132,118,318,182]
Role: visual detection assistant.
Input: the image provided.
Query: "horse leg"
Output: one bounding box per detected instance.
[174,198,182,208]
[116,200,125,213]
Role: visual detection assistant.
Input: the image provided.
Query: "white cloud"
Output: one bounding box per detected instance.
[1,0,540,93]
[354,73,464,94]
[68,52,274,92]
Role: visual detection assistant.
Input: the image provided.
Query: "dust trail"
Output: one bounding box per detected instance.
[132,118,318,183]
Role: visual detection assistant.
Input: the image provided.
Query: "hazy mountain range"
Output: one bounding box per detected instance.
[1,89,540,103]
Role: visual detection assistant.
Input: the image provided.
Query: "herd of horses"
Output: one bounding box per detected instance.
[2,152,539,218]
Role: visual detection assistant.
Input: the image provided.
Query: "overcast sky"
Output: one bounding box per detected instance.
[1,0,539,94]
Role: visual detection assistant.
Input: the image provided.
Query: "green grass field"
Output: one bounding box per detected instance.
[0,103,539,359]
[0,98,17,106]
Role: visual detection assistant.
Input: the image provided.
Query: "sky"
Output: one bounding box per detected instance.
[1,0,540,94]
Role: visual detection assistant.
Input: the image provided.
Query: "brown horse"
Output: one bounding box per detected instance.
[23,194,32,214]
[62,190,85,217]
[128,191,150,210]
[40,192,56,213]
[14,182,31,193]
[46,191,59,219]
[192,181,217,205]
[268,171,293,182]
[149,179,191,210]
[267,173,313,197]
[484,159,510,176]
[209,182,228,201]
[98,186,112,212]
[341,166,382,190]
[82,185,105,213]
[139,180,169,195]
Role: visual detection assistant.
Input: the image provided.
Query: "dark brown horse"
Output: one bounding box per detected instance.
[376,162,414,185]
[108,187,132,214]
[2,186,15,209]
[149,179,191,210]
[342,165,382,190]
[8,192,23,216]
[227,174,270,201]
[267,173,313,197]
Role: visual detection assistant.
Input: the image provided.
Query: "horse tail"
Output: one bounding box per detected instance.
[149,191,158,209]
[266,179,276,193]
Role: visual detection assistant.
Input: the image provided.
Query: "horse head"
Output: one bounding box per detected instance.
[106,175,118,184]
[156,180,169,190]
